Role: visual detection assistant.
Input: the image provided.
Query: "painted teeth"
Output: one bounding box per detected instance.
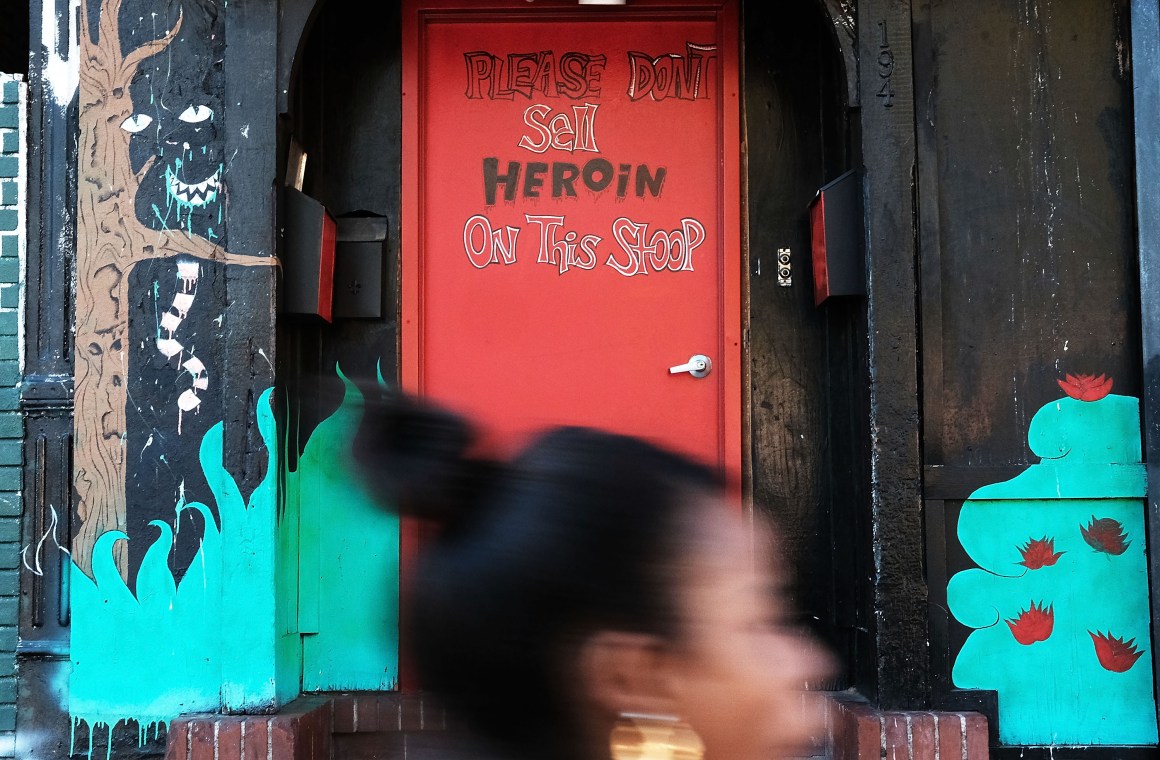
[168,170,221,206]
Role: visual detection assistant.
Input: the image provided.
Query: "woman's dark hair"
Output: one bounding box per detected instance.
[354,393,722,759]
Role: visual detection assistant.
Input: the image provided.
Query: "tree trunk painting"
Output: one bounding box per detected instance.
[75,0,275,580]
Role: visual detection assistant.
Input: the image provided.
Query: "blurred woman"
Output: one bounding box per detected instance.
[356,395,833,760]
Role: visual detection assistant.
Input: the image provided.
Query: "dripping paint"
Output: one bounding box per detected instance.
[69,389,281,755]
[67,369,404,748]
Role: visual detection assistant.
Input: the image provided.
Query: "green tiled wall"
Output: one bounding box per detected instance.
[0,73,23,758]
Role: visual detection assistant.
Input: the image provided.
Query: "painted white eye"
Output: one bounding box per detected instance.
[120,113,153,133]
[178,105,213,124]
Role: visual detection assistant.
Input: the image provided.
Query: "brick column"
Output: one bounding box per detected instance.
[0,73,24,759]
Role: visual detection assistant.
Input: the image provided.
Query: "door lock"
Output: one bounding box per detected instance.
[669,354,713,378]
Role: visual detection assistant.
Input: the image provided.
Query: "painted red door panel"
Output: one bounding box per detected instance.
[403,0,740,478]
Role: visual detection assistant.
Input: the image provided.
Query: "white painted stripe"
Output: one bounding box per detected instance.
[40,0,80,106]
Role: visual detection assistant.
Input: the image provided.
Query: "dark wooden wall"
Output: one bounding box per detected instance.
[914,0,1141,742]
[1132,0,1160,745]
[857,0,928,708]
[17,0,78,753]
[281,0,402,453]
[744,2,871,692]
[918,0,1138,469]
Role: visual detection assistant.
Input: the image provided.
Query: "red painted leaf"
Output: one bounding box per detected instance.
[1090,630,1145,672]
[1080,516,1131,556]
[1006,601,1054,645]
[1057,372,1113,401]
[1017,536,1065,570]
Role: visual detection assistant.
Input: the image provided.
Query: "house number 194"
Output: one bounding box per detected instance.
[877,20,895,108]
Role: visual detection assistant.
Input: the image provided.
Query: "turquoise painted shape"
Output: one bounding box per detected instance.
[70,389,286,745]
[70,368,405,746]
[291,367,400,691]
[947,394,1158,745]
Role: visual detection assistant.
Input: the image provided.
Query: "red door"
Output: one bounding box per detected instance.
[402,0,740,476]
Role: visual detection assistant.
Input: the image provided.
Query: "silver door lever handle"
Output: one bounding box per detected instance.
[669,354,712,378]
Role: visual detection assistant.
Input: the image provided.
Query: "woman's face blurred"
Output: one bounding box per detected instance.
[663,502,834,760]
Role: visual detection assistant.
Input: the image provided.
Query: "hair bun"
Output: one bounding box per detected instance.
[354,391,498,528]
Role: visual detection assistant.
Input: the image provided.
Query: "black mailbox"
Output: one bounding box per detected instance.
[283,187,336,321]
[809,169,864,306]
[333,214,387,319]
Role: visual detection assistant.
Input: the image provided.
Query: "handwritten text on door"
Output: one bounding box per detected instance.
[459,42,716,277]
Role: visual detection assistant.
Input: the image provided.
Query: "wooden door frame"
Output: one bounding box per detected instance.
[1129,0,1160,741]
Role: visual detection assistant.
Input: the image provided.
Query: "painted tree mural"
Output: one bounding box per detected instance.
[75,0,275,579]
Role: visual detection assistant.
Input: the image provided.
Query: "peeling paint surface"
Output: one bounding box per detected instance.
[40,0,79,106]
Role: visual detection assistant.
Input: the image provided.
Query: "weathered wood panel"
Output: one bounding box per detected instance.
[921,0,1138,468]
[858,0,927,708]
[284,0,401,442]
[746,1,865,690]
[1131,0,1160,740]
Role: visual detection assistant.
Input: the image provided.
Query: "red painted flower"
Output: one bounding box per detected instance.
[1080,516,1131,556]
[1057,373,1113,401]
[1017,536,1065,569]
[1006,601,1054,645]
[1090,631,1145,672]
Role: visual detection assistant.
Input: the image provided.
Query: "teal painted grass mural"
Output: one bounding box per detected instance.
[68,370,403,755]
[947,387,1158,745]
[290,366,400,691]
[70,389,281,757]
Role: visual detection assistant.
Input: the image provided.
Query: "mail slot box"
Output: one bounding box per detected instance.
[809,169,864,306]
[333,214,387,319]
[283,187,336,321]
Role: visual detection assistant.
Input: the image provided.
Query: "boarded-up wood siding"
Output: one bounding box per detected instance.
[916,1,1146,747]
[919,0,1138,470]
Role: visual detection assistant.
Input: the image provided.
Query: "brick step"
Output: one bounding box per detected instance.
[165,692,989,760]
[826,691,989,760]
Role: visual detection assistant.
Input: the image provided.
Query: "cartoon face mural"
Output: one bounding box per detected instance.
[123,0,227,246]
[114,0,232,583]
[69,0,278,583]
[947,373,1158,745]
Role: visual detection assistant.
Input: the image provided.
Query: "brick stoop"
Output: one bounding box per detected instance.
[329,692,458,758]
[164,693,457,760]
[164,696,334,760]
[165,691,989,760]
[826,692,989,760]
